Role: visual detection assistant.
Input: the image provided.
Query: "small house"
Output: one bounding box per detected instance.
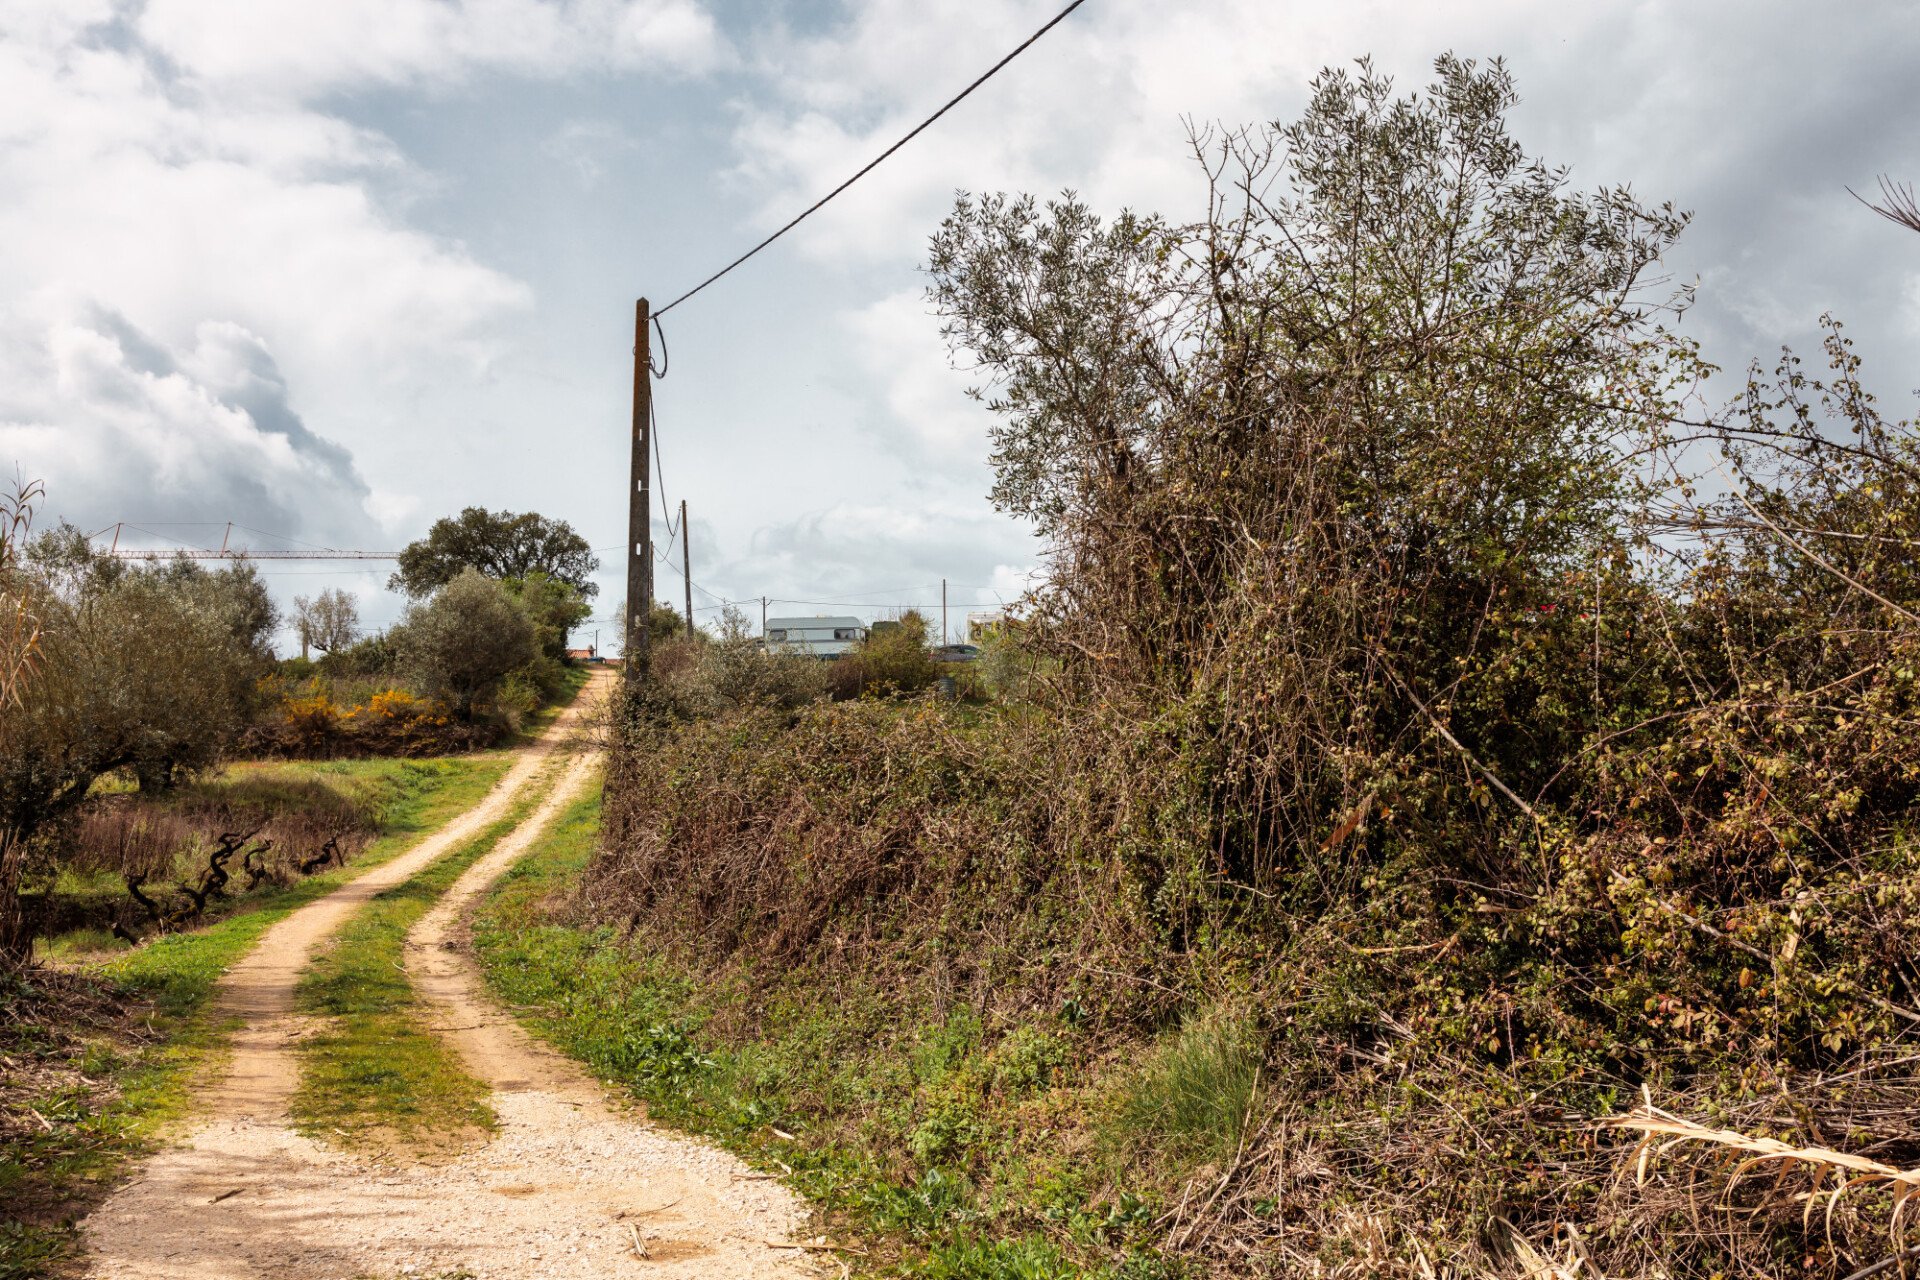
[765,615,866,660]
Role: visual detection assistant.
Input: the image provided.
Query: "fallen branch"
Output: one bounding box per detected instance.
[766,1240,867,1255]
[1603,1092,1920,1249]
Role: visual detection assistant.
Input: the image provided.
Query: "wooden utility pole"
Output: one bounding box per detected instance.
[681,498,693,640]
[942,578,948,647]
[625,298,653,682]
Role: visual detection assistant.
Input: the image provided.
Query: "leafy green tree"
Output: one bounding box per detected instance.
[648,601,685,642]
[929,54,1696,882]
[0,534,271,955]
[389,507,599,599]
[392,568,537,718]
[608,598,693,653]
[505,571,594,659]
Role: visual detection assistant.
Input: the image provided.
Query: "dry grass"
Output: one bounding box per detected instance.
[1607,1090,1920,1270]
[40,776,381,942]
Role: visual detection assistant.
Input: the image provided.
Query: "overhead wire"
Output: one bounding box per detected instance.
[234,523,343,552]
[626,2,1089,628]
[651,0,1090,318]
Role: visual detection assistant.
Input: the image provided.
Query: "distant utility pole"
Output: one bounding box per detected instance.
[624,298,653,683]
[942,579,948,646]
[761,596,768,638]
[681,498,693,640]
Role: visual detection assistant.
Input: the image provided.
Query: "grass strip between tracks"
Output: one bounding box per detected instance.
[288,781,549,1156]
[1,751,517,1280]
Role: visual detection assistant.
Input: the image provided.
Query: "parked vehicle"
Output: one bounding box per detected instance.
[764,615,866,660]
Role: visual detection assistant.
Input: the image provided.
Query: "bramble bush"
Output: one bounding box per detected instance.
[585,55,1920,1279]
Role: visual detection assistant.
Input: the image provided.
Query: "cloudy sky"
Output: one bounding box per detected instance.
[1,0,1915,652]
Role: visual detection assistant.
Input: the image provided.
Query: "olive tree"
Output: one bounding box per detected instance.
[0,477,42,709]
[392,568,537,718]
[928,54,1697,882]
[0,533,272,956]
[505,571,593,658]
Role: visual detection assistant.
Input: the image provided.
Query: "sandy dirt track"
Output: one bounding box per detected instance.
[83,672,812,1279]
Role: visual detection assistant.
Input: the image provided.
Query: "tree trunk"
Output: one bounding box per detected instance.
[0,827,30,965]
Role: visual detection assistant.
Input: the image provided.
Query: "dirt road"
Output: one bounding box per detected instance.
[84,672,811,1279]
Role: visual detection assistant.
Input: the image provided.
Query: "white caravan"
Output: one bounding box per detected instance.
[764,615,867,659]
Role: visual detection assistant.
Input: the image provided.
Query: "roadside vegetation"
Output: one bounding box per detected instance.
[0,497,593,963]
[253,507,603,758]
[516,56,1920,1280]
[0,752,511,1278]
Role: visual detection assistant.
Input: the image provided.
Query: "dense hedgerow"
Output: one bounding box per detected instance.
[582,56,1920,1279]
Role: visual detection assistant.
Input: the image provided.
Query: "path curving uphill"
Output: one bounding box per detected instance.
[84,671,810,1279]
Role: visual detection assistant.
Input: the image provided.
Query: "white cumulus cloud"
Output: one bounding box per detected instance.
[0,297,375,545]
[137,0,728,95]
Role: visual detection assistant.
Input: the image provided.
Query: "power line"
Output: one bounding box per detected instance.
[102,549,398,560]
[652,0,1091,317]
[233,523,348,552]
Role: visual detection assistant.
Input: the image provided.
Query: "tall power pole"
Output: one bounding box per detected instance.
[942,578,948,647]
[681,498,693,641]
[624,298,653,682]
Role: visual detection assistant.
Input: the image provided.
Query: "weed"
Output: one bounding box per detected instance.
[0,1220,73,1280]
[1115,1011,1260,1160]
[917,1234,1081,1280]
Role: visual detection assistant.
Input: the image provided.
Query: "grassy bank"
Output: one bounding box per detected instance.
[505,679,1920,1280]
[291,790,545,1154]
[470,781,1144,1280]
[0,751,514,1278]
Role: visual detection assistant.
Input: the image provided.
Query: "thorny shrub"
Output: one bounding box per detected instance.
[590,55,1920,1279]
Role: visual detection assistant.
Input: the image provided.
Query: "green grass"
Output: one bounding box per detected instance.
[0,751,516,1278]
[1114,1010,1261,1161]
[468,789,1158,1279]
[290,788,545,1151]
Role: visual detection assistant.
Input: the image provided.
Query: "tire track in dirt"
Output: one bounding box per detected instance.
[82,670,811,1279]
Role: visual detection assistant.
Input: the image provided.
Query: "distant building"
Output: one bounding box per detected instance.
[565,647,600,663]
[967,611,1008,643]
[765,615,866,660]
